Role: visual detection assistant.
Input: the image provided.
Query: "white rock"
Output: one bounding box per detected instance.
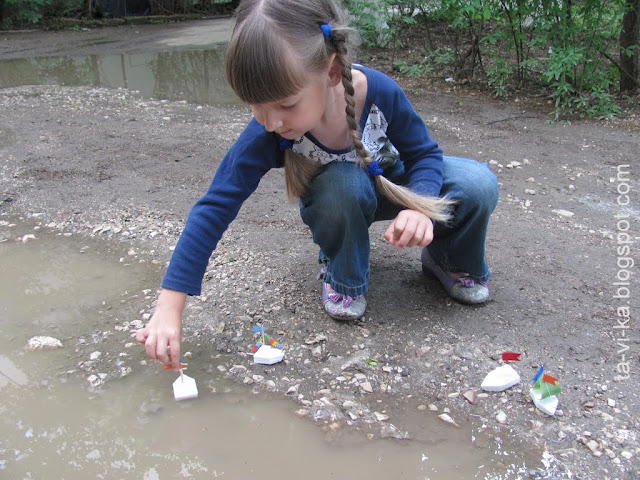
[620,450,633,460]
[552,209,574,218]
[360,381,373,393]
[26,336,63,350]
[129,319,144,329]
[374,412,389,422]
[89,351,101,360]
[481,364,521,392]
[22,234,37,243]
[438,413,460,428]
[496,411,507,424]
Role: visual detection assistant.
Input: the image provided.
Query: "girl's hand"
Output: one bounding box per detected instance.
[384,209,434,249]
[135,289,187,369]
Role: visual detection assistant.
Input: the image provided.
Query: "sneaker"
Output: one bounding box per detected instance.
[321,281,367,321]
[421,248,489,304]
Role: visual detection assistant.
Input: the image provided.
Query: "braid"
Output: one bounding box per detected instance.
[332,40,453,223]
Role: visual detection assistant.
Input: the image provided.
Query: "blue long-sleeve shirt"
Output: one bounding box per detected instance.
[162,65,443,295]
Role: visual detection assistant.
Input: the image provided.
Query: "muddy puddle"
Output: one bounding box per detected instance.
[0,48,241,106]
[0,217,550,479]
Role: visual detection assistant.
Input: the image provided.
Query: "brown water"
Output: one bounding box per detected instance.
[0,48,241,106]
[0,219,556,479]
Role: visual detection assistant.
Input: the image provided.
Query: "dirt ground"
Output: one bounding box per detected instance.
[1,19,639,479]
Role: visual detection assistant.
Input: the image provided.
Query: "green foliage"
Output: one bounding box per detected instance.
[4,0,51,24]
[1,0,237,28]
[349,0,635,120]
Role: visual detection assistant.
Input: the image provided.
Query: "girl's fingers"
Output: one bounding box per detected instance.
[145,332,158,361]
[135,327,148,344]
[169,337,181,370]
[155,337,170,365]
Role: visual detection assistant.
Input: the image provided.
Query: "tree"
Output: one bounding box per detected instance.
[619,0,639,92]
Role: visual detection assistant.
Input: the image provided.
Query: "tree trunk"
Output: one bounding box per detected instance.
[0,0,4,25]
[619,0,639,92]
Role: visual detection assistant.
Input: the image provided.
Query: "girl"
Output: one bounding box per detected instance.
[136,0,499,368]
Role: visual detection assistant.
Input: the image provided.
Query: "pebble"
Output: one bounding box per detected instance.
[305,334,327,345]
[463,389,476,404]
[552,209,574,218]
[374,412,389,422]
[438,413,460,428]
[26,336,63,350]
[360,381,373,393]
[496,411,507,424]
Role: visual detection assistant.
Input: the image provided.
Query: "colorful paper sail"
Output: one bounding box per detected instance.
[163,362,186,370]
[533,365,545,384]
[502,352,522,362]
[533,376,562,399]
[543,373,559,386]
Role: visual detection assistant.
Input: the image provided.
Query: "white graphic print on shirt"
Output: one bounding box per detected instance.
[292,104,394,164]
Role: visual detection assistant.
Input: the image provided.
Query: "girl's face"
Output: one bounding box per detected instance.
[249,65,335,139]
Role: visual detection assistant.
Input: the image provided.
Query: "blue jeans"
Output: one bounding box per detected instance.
[299,157,499,297]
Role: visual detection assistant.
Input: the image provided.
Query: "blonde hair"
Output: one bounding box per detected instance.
[225,0,452,222]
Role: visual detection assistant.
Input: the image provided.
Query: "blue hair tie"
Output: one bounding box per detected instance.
[279,137,294,151]
[320,23,332,38]
[368,161,384,176]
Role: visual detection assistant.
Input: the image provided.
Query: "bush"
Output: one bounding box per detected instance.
[348,0,637,120]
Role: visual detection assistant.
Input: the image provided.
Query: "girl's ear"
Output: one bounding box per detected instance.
[327,54,343,87]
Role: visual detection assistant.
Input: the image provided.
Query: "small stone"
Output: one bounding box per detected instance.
[552,209,574,218]
[305,334,327,345]
[584,439,602,457]
[286,384,299,396]
[584,402,595,408]
[22,234,37,243]
[463,389,476,405]
[89,351,101,361]
[496,411,507,424]
[26,336,63,350]
[87,375,102,387]
[417,404,427,411]
[360,381,373,393]
[374,412,389,422]
[607,398,616,407]
[438,413,460,428]
[529,420,543,430]
[428,404,438,412]
[129,319,144,329]
[620,450,633,460]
